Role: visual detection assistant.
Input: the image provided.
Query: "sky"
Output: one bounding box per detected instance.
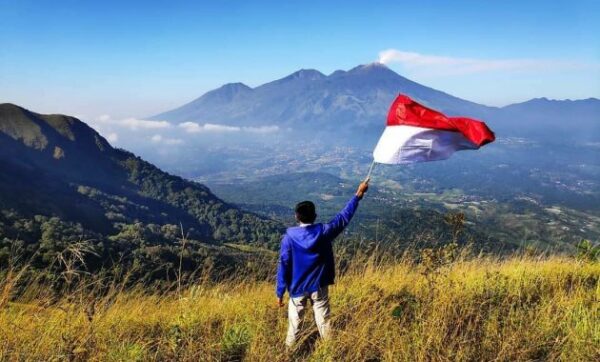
[1,0,599,120]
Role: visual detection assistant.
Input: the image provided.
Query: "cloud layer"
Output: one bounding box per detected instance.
[88,114,280,148]
[377,49,596,76]
[179,122,279,134]
[151,134,184,145]
[95,115,171,130]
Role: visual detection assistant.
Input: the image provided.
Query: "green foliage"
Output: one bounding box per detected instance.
[444,212,465,244]
[0,104,288,286]
[221,323,252,361]
[0,104,284,271]
[419,242,460,275]
[211,173,511,252]
[0,209,278,286]
[106,343,146,362]
[576,239,599,262]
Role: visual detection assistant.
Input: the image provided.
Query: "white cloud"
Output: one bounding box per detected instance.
[151,134,183,145]
[118,117,171,130]
[97,114,111,122]
[94,115,171,130]
[203,123,241,132]
[244,125,279,133]
[178,122,205,133]
[106,132,119,143]
[179,122,239,133]
[178,122,279,134]
[377,49,596,76]
[164,138,184,145]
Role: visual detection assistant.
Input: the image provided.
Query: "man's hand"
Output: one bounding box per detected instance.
[356,180,369,199]
[277,297,285,308]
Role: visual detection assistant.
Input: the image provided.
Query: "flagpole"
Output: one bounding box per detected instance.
[364,160,376,182]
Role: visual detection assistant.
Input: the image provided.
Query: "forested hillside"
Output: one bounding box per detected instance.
[0,103,282,279]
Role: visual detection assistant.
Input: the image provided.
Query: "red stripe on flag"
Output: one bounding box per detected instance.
[386,94,495,147]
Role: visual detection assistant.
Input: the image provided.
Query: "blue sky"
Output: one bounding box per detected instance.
[1,0,598,119]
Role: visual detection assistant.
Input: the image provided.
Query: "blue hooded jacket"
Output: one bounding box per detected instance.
[276,195,361,298]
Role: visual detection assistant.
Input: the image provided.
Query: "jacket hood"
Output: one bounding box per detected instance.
[286,224,322,250]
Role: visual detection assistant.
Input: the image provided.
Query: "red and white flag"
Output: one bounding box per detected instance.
[373,95,495,164]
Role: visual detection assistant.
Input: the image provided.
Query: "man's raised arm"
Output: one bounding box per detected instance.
[322,181,369,239]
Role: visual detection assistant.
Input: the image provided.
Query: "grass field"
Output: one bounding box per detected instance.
[1,251,598,361]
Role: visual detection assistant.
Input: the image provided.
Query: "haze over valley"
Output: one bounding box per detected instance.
[87,63,599,251]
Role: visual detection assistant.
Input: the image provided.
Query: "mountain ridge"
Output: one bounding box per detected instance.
[150,64,494,135]
[150,64,599,143]
[0,103,283,245]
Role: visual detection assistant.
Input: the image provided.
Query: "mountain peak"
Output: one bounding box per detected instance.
[516,97,600,106]
[283,69,326,81]
[365,61,390,69]
[0,103,118,173]
[0,102,25,111]
[348,62,390,72]
[344,62,400,80]
[153,61,491,126]
[328,69,346,77]
[530,97,553,103]
[219,82,252,91]
[197,82,253,103]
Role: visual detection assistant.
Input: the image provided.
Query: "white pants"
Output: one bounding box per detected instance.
[286,287,331,347]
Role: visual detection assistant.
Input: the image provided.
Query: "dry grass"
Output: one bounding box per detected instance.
[0,252,598,361]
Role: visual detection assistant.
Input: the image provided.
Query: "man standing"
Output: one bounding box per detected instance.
[276,180,369,347]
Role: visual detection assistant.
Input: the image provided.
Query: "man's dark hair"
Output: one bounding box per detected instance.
[295,200,317,224]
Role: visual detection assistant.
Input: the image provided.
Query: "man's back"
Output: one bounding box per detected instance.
[276,194,361,299]
[280,223,336,298]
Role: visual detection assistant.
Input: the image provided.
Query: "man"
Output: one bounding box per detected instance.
[276,180,369,347]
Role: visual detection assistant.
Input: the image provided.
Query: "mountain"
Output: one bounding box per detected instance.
[0,103,282,247]
[501,97,600,120]
[143,65,599,252]
[152,63,494,143]
[152,64,599,144]
[495,97,600,142]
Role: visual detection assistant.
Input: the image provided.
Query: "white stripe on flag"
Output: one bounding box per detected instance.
[372,125,477,164]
